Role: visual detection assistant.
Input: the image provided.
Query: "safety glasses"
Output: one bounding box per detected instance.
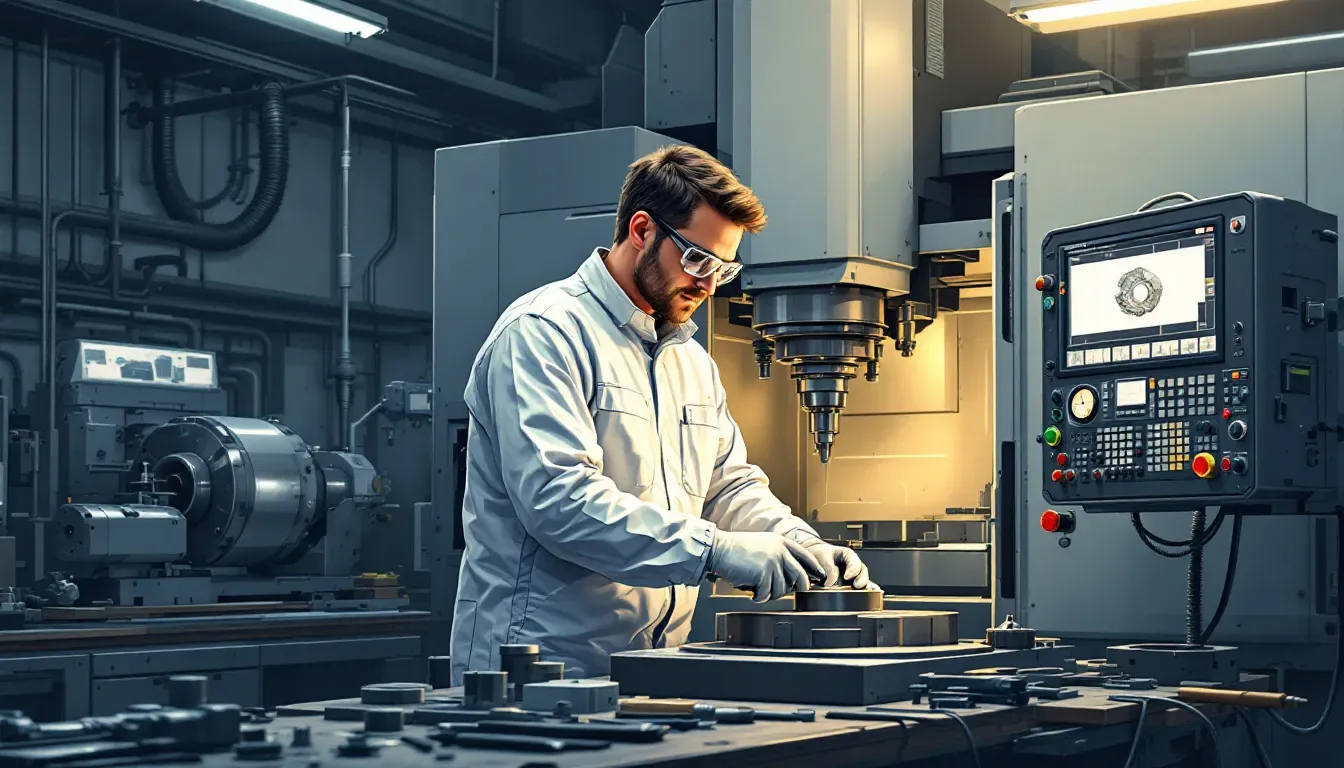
[651,215,744,283]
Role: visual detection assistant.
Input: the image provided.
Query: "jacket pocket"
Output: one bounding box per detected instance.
[679,403,718,498]
[593,383,656,491]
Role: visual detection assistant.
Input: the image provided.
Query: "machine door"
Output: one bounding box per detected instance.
[498,209,616,308]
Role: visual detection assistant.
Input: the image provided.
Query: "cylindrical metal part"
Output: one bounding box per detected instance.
[428,656,452,689]
[360,683,429,705]
[794,589,884,613]
[528,661,564,683]
[462,671,508,710]
[54,503,187,564]
[291,725,312,747]
[1176,688,1307,709]
[498,644,540,698]
[167,675,207,709]
[137,416,325,567]
[362,707,403,733]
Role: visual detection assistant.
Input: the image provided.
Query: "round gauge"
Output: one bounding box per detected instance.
[1069,386,1098,423]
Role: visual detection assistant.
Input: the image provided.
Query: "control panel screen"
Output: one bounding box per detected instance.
[71,341,218,389]
[1062,223,1217,370]
[1114,378,1147,408]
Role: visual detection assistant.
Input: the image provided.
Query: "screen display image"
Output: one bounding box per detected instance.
[1069,245,1207,341]
[1061,225,1217,369]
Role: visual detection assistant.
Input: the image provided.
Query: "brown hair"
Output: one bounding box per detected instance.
[613,145,766,246]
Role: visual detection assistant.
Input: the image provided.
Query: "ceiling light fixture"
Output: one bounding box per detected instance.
[196,0,388,40]
[1009,0,1288,34]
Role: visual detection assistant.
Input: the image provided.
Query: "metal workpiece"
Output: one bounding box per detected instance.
[361,683,430,706]
[54,503,186,564]
[521,679,620,715]
[985,615,1037,649]
[751,286,889,464]
[167,675,208,709]
[1104,643,1241,686]
[794,587,885,613]
[720,609,958,651]
[463,671,509,710]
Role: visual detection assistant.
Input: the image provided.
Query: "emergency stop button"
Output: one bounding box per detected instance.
[1041,509,1075,534]
[1035,275,1056,291]
[1192,452,1218,479]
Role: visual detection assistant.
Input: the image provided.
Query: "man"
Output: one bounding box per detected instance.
[450,145,873,683]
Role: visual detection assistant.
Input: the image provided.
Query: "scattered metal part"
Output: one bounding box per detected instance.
[428,656,452,689]
[748,707,817,723]
[794,588,883,612]
[240,725,268,742]
[166,675,207,709]
[930,696,977,710]
[363,707,404,732]
[291,725,312,748]
[1104,643,1241,686]
[235,740,284,761]
[430,727,611,753]
[522,679,618,714]
[985,615,1037,649]
[1102,678,1159,690]
[337,733,383,758]
[1027,685,1080,700]
[361,682,430,705]
[611,715,712,731]
[473,720,669,743]
[499,645,542,701]
[530,661,564,682]
[401,733,437,752]
[464,671,510,710]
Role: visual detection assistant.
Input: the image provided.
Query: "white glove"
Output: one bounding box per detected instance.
[795,537,873,590]
[707,530,825,603]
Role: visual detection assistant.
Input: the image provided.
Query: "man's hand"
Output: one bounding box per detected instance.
[707,531,826,602]
[797,539,872,590]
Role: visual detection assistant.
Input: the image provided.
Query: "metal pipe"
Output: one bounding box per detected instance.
[40,26,57,524]
[104,36,123,297]
[0,349,25,407]
[18,298,202,348]
[130,74,417,126]
[349,400,384,454]
[9,38,18,262]
[221,365,262,418]
[491,0,502,79]
[364,132,400,310]
[335,84,355,448]
[68,58,80,273]
[208,323,272,413]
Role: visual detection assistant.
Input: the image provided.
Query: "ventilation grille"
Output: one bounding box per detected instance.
[926,0,946,79]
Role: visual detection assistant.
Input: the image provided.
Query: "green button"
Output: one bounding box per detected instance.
[1043,426,1062,447]
[1051,408,1064,424]
[1042,296,1056,311]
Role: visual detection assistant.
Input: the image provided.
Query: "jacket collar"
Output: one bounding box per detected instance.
[578,248,698,345]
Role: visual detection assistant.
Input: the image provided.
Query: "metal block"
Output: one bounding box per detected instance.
[1104,643,1240,686]
[521,679,620,715]
[610,644,1073,706]
[862,546,990,597]
[918,219,992,255]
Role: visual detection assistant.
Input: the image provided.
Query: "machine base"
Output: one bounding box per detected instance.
[78,574,405,610]
[609,642,1073,706]
[1105,643,1240,686]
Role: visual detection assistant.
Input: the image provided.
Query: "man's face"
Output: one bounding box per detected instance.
[634,205,744,325]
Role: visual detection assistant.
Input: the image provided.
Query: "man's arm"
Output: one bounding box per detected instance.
[480,315,717,587]
[699,363,821,544]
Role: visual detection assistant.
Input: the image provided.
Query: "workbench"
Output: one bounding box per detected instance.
[235,675,1267,767]
[0,609,429,720]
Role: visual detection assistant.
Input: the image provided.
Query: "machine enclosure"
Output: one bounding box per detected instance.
[1039,193,1340,513]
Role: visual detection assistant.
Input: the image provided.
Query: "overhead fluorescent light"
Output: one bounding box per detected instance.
[1187,30,1344,79]
[1010,0,1288,34]
[196,0,388,40]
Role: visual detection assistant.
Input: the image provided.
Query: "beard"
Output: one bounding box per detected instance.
[634,244,706,325]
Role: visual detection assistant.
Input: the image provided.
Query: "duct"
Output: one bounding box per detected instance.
[0,349,24,407]
[150,80,290,251]
[735,0,915,464]
[335,85,356,448]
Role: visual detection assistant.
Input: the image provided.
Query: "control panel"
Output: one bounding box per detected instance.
[1039,192,1340,513]
[65,340,218,390]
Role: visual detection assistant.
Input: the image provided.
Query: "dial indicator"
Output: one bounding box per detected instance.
[1069,386,1098,423]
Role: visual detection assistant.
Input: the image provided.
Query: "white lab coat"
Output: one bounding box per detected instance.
[449,249,820,682]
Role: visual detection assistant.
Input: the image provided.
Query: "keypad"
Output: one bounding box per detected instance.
[1155,374,1217,418]
[1146,422,1190,473]
[1096,426,1140,468]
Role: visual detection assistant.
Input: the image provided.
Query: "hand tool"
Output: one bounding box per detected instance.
[1176,687,1307,709]
[473,719,669,743]
[430,726,611,753]
[611,714,713,730]
[617,698,815,722]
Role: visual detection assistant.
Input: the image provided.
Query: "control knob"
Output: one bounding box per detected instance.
[1227,419,1248,441]
[1196,420,1214,435]
[1221,456,1248,475]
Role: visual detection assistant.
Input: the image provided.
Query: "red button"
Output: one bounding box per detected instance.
[1064,470,1076,481]
[1051,469,1063,482]
[1035,275,1056,291]
[1041,510,1062,532]
[1057,453,1069,466]
[1222,408,1232,420]
[1220,456,1232,472]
